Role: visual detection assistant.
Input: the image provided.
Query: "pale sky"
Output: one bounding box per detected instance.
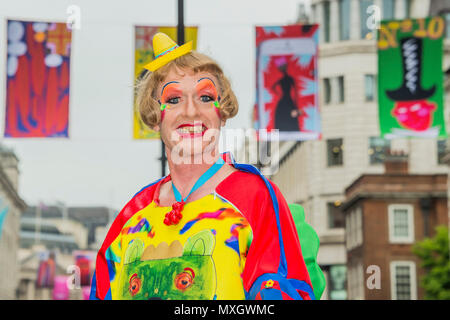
[0,0,309,211]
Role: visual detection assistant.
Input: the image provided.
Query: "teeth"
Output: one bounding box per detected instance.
[178,126,205,134]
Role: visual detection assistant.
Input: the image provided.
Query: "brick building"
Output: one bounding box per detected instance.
[263,0,450,299]
[342,154,448,299]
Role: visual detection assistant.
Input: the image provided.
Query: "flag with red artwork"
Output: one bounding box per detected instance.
[255,25,321,141]
[5,20,72,138]
[377,17,446,138]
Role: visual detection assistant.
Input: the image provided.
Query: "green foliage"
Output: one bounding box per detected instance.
[412,225,450,300]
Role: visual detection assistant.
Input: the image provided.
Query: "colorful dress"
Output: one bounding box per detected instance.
[90,153,315,300]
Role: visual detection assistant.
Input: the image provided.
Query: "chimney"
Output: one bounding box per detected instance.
[384,149,409,174]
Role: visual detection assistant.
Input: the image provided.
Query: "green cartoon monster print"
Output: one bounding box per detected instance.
[117,229,217,300]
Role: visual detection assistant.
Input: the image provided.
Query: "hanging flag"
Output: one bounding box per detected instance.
[255,25,321,141]
[377,16,446,138]
[36,250,56,288]
[73,250,96,287]
[133,26,198,139]
[52,275,70,300]
[4,20,72,138]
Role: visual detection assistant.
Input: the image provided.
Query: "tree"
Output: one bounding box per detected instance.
[412,225,450,300]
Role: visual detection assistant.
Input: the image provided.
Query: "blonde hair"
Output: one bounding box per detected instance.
[136,51,239,129]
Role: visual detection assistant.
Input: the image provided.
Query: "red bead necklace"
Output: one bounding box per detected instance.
[163,158,225,226]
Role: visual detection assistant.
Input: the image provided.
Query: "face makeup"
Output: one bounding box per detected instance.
[196,77,218,102]
[161,82,182,105]
[196,77,221,117]
[157,71,223,158]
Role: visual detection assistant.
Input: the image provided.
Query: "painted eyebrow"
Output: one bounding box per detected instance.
[197,77,216,86]
[160,81,180,96]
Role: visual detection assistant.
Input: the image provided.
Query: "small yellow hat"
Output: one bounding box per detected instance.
[143,32,193,72]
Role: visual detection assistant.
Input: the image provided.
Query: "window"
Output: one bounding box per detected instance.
[383,0,395,20]
[390,261,417,300]
[328,201,345,229]
[404,0,411,18]
[360,0,374,39]
[348,262,364,300]
[364,74,375,101]
[337,76,345,102]
[339,0,350,40]
[323,1,331,43]
[446,13,450,39]
[346,207,363,250]
[311,4,317,23]
[437,139,446,164]
[329,265,347,300]
[388,204,414,243]
[327,138,344,166]
[369,137,390,164]
[324,78,331,104]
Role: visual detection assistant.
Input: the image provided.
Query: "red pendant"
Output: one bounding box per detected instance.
[164,201,184,226]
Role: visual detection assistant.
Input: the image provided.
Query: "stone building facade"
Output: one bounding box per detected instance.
[268,0,450,299]
[0,145,27,299]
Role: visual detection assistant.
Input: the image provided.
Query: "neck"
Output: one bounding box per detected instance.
[166,148,221,198]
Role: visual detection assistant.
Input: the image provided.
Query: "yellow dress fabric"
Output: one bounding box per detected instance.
[108,193,252,300]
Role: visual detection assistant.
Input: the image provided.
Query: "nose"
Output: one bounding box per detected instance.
[184,95,200,118]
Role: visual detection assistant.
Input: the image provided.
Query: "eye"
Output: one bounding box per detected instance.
[167,97,180,104]
[410,104,420,112]
[129,273,141,296]
[174,270,194,291]
[200,95,214,103]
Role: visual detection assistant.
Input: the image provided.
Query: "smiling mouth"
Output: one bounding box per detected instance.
[176,123,208,137]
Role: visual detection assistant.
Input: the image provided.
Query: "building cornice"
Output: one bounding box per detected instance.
[345,173,447,194]
[319,39,450,58]
[0,164,26,211]
[342,191,447,211]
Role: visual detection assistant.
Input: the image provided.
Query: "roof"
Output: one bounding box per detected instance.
[23,206,117,225]
[23,205,118,247]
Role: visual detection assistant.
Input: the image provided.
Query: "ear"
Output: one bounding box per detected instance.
[152,124,160,132]
[220,119,226,127]
[183,230,215,256]
[123,238,145,264]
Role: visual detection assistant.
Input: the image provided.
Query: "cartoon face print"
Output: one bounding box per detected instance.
[117,230,217,300]
[392,100,436,131]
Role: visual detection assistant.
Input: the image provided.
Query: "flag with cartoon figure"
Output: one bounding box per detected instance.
[5,20,72,138]
[255,25,321,141]
[378,17,446,138]
[133,26,198,139]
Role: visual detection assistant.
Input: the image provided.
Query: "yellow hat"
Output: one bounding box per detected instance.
[143,32,193,72]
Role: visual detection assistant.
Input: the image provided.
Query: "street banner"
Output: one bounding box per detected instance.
[377,16,446,138]
[53,275,70,300]
[133,26,198,139]
[255,25,321,141]
[73,250,96,287]
[36,251,56,288]
[5,20,72,138]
